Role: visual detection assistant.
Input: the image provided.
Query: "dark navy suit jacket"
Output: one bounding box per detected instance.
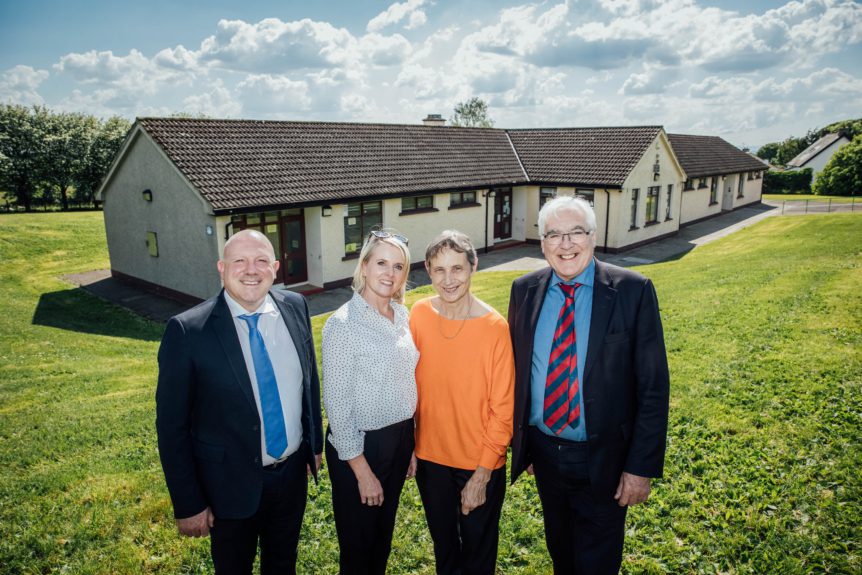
[156,288,323,519]
[508,260,670,499]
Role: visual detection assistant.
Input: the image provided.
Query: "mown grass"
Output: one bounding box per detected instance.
[1,212,860,574]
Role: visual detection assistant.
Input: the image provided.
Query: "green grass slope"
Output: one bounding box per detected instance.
[1,212,859,574]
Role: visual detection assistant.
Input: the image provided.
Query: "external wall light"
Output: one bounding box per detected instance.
[142,189,153,201]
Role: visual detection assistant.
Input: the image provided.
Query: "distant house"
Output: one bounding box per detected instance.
[668,134,767,225]
[97,118,764,301]
[786,132,851,181]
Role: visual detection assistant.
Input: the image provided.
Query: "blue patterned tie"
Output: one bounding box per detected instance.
[239,313,288,459]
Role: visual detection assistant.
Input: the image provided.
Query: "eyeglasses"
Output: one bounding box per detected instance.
[542,229,592,246]
[368,230,409,246]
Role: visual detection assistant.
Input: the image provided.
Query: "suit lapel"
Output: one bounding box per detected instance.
[210,290,259,413]
[583,260,617,386]
[271,291,310,379]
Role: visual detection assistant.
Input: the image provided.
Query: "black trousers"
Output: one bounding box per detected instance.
[209,446,308,575]
[326,419,415,575]
[415,458,506,575]
[528,427,628,575]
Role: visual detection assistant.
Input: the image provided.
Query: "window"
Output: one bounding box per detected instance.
[401,195,434,212]
[646,186,660,224]
[737,175,745,198]
[450,191,477,207]
[684,178,694,191]
[698,177,708,189]
[665,184,673,220]
[576,188,595,207]
[709,177,718,204]
[747,171,754,180]
[539,187,557,208]
[755,171,762,179]
[146,232,158,257]
[344,201,382,255]
[630,188,639,229]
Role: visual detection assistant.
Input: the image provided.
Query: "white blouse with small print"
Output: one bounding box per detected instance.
[322,291,419,461]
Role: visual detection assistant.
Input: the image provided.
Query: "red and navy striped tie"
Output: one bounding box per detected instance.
[544,283,581,435]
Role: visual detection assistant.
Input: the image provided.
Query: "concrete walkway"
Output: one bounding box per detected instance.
[67,201,782,321]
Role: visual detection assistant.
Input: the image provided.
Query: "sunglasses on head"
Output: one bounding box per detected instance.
[368,230,409,246]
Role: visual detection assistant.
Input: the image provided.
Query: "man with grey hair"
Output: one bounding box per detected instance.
[156,229,322,574]
[508,196,669,574]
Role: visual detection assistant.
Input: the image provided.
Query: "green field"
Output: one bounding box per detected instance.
[1,212,860,574]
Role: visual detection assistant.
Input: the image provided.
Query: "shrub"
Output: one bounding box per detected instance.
[813,136,862,197]
[762,169,812,195]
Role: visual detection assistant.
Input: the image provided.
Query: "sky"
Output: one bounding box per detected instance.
[1,0,860,149]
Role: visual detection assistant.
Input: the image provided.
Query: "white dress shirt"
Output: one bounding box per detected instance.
[322,291,419,461]
[224,291,303,466]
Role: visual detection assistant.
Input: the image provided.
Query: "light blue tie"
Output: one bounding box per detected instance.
[239,313,288,459]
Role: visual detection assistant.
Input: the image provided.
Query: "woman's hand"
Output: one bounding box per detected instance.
[348,454,385,506]
[461,466,492,515]
[406,452,418,479]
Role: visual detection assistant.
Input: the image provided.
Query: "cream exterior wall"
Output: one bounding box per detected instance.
[680,186,719,223]
[611,134,684,249]
[101,132,220,300]
[315,190,492,286]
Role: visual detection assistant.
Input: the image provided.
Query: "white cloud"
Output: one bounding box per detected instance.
[198,18,356,72]
[358,33,413,66]
[236,74,313,114]
[367,0,431,33]
[182,80,242,117]
[0,65,49,105]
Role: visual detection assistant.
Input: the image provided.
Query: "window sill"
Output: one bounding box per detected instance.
[645,221,660,227]
[708,201,719,206]
[629,226,640,231]
[342,253,360,261]
[737,195,744,199]
[684,187,695,192]
[664,217,673,222]
[448,202,482,210]
[399,207,439,216]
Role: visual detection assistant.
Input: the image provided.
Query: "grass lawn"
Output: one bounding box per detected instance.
[1,212,860,574]
[762,193,861,203]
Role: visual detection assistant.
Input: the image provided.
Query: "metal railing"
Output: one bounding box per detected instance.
[777,197,859,215]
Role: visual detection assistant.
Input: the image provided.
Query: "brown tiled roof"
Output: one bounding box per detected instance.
[786,132,847,167]
[668,133,768,178]
[506,126,663,187]
[138,118,528,212]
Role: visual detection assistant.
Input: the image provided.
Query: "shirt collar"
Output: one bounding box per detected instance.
[550,257,595,289]
[223,290,277,318]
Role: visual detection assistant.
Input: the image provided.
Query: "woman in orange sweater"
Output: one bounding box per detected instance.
[409,230,515,575]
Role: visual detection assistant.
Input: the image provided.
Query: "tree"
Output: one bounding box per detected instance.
[812,136,862,197]
[38,111,99,210]
[818,118,862,140]
[450,97,494,128]
[756,142,780,163]
[75,116,131,206]
[0,104,47,212]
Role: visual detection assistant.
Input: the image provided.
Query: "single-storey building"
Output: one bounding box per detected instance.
[97,118,765,301]
[786,132,851,182]
[668,133,768,226]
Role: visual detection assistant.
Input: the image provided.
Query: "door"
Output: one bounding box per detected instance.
[722,175,735,211]
[494,188,512,240]
[279,209,308,285]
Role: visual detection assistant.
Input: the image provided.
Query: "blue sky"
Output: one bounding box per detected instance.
[1,0,860,148]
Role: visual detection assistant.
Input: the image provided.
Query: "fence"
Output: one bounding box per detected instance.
[776,197,859,215]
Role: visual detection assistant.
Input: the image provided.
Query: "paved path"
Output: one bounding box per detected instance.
[67,200,839,320]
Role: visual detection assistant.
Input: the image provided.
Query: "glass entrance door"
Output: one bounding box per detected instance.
[494,188,512,239]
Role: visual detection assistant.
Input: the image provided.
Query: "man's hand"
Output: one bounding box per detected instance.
[307,453,323,477]
[406,453,417,479]
[176,507,214,537]
[614,472,651,507]
[461,466,492,515]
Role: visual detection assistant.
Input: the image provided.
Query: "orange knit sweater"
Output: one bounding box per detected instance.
[409,297,515,470]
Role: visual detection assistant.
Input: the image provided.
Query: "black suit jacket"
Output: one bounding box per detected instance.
[156,288,323,520]
[508,260,669,499]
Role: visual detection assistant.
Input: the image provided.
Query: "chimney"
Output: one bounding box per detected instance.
[422,114,446,127]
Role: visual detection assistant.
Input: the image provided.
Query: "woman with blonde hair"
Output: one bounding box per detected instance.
[322,229,418,575]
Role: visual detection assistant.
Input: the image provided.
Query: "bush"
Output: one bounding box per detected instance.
[762,169,812,194]
[813,136,862,196]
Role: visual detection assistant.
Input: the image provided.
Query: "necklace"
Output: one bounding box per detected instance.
[437,295,473,340]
